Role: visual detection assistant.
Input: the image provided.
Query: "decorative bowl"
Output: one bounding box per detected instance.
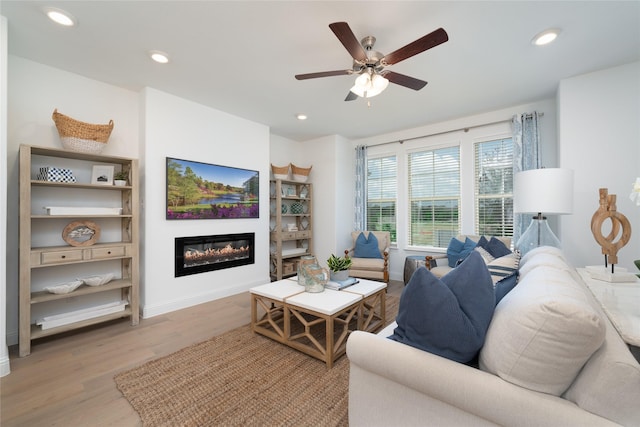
[80,273,115,287]
[44,280,83,294]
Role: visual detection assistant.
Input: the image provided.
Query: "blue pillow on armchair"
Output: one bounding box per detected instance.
[353,232,382,259]
[389,251,495,363]
[446,237,477,268]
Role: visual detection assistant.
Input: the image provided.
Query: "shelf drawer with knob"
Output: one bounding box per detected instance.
[90,245,127,259]
[31,243,132,267]
[38,249,84,265]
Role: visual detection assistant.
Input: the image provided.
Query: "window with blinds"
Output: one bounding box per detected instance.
[408,146,460,247]
[474,138,514,237]
[366,155,397,243]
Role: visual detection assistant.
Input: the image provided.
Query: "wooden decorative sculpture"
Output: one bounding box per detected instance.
[62,220,100,247]
[591,188,631,272]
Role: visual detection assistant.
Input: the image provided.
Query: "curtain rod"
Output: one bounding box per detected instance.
[366,112,544,148]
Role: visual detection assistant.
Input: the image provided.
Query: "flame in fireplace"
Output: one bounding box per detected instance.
[184,244,250,267]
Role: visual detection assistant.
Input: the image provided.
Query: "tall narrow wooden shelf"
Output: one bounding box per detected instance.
[269,180,313,281]
[19,145,140,357]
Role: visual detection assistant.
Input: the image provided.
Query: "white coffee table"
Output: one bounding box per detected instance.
[250,278,386,367]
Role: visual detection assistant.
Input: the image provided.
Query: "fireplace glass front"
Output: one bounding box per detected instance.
[175,233,255,277]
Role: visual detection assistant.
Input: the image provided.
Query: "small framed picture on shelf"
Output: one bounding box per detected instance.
[91,165,114,185]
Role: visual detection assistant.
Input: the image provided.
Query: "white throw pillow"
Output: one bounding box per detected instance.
[479,267,606,396]
[485,251,520,284]
[474,246,495,264]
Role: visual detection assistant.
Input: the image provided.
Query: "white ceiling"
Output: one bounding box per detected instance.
[2,1,639,142]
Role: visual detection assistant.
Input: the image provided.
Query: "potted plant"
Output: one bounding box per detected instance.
[327,253,352,281]
[114,170,128,186]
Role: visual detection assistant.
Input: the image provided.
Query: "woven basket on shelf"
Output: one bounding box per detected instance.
[271,163,290,180]
[290,163,312,182]
[52,109,114,154]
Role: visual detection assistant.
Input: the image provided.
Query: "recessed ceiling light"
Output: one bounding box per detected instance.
[43,7,77,27]
[149,51,170,64]
[532,28,561,46]
[296,114,308,120]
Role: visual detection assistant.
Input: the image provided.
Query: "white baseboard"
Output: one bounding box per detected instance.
[142,277,268,319]
[0,352,10,377]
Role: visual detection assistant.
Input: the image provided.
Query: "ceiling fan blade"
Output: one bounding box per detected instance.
[329,22,367,63]
[384,71,428,90]
[381,28,448,66]
[345,91,358,101]
[295,70,351,80]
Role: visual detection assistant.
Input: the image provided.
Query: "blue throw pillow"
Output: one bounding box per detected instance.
[446,237,477,268]
[495,273,519,304]
[389,251,495,363]
[484,237,512,258]
[353,232,382,259]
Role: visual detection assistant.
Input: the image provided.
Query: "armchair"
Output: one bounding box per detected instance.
[344,231,390,283]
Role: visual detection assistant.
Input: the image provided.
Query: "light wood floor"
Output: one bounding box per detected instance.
[1,280,404,426]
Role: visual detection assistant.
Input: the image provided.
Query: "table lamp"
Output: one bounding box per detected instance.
[513,168,574,255]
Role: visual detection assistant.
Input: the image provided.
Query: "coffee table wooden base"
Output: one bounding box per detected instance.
[286,303,359,368]
[359,290,385,333]
[250,281,386,368]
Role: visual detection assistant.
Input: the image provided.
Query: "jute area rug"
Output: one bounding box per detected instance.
[114,295,399,427]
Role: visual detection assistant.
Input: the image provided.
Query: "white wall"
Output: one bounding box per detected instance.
[270,134,305,167]
[1,16,11,376]
[558,61,640,271]
[5,56,139,345]
[140,88,270,317]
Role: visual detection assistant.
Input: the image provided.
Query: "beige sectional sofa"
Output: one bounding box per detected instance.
[347,247,640,426]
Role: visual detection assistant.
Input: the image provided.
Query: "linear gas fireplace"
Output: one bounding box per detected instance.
[175,232,255,277]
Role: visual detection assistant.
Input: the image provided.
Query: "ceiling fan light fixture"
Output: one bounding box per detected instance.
[350,72,388,98]
[532,28,561,46]
[354,73,371,88]
[372,74,389,91]
[43,7,77,27]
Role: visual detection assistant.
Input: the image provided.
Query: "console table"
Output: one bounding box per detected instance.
[577,268,640,347]
[250,278,386,367]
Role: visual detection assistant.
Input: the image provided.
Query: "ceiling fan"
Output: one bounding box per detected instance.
[295,22,449,101]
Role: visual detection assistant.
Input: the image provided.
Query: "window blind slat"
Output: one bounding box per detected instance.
[474,138,514,237]
[367,156,397,243]
[408,146,460,247]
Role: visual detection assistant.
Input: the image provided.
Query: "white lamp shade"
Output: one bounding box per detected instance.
[513,168,574,215]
